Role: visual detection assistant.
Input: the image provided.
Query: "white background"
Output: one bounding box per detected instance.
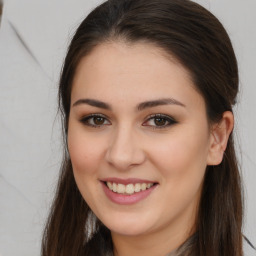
[0,0,255,255]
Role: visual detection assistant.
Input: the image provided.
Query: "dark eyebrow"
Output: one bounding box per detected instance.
[72,98,111,110]
[137,98,185,111]
[72,98,185,111]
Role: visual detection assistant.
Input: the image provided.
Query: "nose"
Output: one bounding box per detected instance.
[105,126,146,171]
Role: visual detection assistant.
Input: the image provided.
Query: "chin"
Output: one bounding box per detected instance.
[108,224,149,237]
[101,214,155,237]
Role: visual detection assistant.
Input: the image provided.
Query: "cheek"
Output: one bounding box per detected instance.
[148,128,210,221]
[149,126,210,182]
[67,127,104,176]
[67,125,107,209]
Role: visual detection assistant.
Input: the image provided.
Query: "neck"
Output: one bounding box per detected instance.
[111,223,195,256]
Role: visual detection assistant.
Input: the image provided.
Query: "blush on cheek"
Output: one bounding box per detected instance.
[70,150,98,176]
[152,142,185,173]
[153,134,208,181]
[68,141,92,176]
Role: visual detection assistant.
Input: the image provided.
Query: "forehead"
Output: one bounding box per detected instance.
[71,41,205,111]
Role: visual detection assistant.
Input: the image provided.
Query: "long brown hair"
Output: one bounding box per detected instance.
[42,0,243,255]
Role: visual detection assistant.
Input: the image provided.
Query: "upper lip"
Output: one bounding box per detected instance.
[101,177,157,185]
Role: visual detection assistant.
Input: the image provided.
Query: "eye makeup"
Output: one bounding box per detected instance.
[80,113,111,128]
[79,112,177,130]
[142,114,177,129]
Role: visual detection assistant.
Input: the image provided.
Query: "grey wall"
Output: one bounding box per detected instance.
[0,0,255,255]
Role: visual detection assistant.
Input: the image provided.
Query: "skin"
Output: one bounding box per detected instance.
[68,41,233,256]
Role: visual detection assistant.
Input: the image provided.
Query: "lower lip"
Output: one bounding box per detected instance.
[101,182,157,205]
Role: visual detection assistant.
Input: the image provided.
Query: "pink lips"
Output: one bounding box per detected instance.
[101,178,158,205]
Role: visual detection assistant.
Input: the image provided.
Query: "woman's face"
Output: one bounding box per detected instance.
[68,42,214,239]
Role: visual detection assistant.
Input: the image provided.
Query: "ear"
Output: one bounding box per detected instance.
[207,111,234,165]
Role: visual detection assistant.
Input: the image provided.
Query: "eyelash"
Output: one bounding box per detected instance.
[80,114,111,128]
[142,114,177,129]
[80,113,177,129]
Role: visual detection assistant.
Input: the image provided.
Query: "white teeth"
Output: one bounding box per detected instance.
[134,183,141,192]
[106,182,154,195]
[141,183,147,191]
[126,184,134,194]
[107,182,112,190]
[112,183,117,192]
[117,184,126,193]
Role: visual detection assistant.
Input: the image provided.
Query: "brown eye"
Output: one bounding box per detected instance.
[154,117,168,126]
[80,114,111,127]
[93,116,105,125]
[142,114,177,129]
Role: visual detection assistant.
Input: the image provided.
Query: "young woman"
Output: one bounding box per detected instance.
[41,0,255,255]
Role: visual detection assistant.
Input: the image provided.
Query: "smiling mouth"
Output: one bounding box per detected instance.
[104,182,156,195]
